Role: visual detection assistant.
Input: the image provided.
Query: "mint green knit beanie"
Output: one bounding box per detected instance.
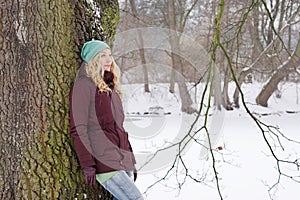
[81,40,110,63]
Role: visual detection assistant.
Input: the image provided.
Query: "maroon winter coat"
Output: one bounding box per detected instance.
[69,63,136,174]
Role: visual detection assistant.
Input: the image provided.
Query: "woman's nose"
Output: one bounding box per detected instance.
[106,56,112,62]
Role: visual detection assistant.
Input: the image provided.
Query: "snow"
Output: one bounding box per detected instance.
[122,81,300,200]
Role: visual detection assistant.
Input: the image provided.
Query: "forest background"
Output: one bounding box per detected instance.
[0,0,299,199]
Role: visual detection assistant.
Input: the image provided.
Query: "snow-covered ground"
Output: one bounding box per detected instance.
[123,81,300,200]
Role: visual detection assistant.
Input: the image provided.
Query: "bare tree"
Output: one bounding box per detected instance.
[116,0,199,113]
[256,38,300,106]
[132,1,300,199]
[233,0,300,108]
[215,0,300,198]
[129,0,150,92]
[166,0,193,113]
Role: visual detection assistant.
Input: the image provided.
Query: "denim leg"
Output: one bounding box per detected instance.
[101,170,144,200]
[126,170,134,182]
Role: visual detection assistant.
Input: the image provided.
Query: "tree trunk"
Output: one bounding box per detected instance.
[233,68,252,108]
[129,0,150,92]
[168,0,195,113]
[95,0,120,46]
[222,68,233,110]
[250,5,264,63]
[168,0,177,94]
[0,0,118,199]
[256,39,300,107]
[120,0,129,73]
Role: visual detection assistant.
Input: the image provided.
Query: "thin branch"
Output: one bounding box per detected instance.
[220,25,300,200]
[179,0,199,33]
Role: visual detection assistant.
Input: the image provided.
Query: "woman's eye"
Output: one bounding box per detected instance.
[100,54,112,57]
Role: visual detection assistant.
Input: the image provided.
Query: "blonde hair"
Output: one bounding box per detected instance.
[85,53,121,94]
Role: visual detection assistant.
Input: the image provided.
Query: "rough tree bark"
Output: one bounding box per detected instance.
[0,0,118,199]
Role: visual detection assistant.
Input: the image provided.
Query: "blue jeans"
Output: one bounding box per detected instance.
[101,170,144,200]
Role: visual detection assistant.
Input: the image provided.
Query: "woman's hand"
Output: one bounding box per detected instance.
[83,166,96,186]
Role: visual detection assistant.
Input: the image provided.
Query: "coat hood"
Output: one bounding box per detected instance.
[77,62,88,79]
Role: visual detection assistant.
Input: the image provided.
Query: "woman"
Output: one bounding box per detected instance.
[69,40,144,200]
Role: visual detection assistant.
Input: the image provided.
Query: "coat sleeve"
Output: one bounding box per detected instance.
[69,79,96,168]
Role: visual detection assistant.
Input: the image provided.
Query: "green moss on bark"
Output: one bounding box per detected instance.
[2,0,117,199]
[100,6,120,46]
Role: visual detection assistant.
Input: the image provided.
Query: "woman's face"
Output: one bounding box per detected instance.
[99,48,112,71]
